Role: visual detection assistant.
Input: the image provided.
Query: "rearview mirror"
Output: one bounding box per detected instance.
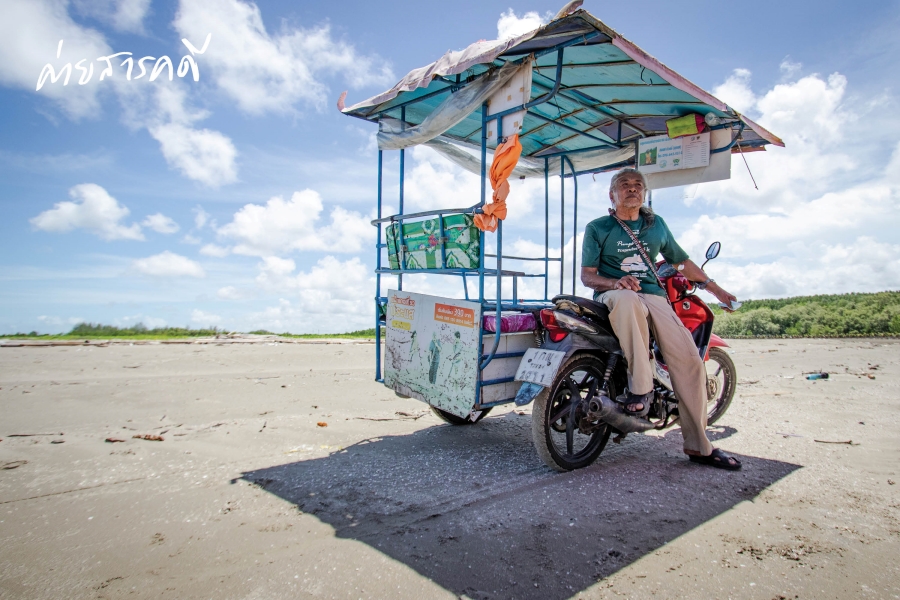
[705,241,721,261]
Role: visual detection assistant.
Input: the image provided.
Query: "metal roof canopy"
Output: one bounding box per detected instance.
[342,9,783,170]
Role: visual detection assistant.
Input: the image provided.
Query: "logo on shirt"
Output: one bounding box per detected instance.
[620,255,648,273]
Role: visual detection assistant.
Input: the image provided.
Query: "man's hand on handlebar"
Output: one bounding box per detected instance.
[614,275,642,292]
[707,281,738,312]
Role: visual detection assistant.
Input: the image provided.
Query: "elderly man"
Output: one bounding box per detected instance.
[580,168,741,470]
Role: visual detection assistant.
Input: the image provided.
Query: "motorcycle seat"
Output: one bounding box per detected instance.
[551,295,612,326]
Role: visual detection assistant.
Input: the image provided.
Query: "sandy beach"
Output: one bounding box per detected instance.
[0,338,898,599]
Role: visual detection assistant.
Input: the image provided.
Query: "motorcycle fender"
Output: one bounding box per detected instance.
[704,334,729,360]
[514,381,544,406]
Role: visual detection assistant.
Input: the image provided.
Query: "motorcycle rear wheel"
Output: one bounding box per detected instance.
[532,354,613,472]
[705,347,736,425]
[430,406,492,425]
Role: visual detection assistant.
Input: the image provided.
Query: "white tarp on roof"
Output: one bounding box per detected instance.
[377,60,529,151]
[343,29,541,114]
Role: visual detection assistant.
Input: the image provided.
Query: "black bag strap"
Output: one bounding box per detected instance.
[607,209,671,303]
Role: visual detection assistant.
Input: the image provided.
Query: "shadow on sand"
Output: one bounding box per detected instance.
[242,412,798,600]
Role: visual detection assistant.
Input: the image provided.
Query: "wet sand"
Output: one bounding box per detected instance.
[0,338,898,599]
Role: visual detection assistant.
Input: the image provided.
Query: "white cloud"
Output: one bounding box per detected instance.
[217,285,252,300]
[142,316,167,329]
[702,68,859,210]
[191,309,221,326]
[142,213,180,234]
[182,233,202,244]
[193,205,211,229]
[36,315,84,331]
[173,0,394,114]
[200,243,230,257]
[711,68,756,114]
[132,251,205,277]
[255,256,296,284]
[249,255,374,332]
[496,8,548,40]
[703,237,900,300]
[30,183,144,241]
[140,86,241,188]
[669,68,900,299]
[149,123,238,187]
[0,0,111,118]
[72,0,152,33]
[113,314,167,329]
[216,189,372,257]
[779,58,802,80]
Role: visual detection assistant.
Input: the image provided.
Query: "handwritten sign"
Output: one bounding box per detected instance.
[515,348,566,387]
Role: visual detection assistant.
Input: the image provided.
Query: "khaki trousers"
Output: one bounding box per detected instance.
[599,290,713,456]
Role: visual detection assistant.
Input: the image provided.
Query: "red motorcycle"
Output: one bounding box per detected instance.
[516,242,736,472]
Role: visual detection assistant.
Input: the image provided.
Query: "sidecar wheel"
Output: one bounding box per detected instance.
[705,347,736,425]
[430,406,492,425]
[532,354,612,472]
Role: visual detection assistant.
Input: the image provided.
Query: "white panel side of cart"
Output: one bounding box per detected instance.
[384,290,482,419]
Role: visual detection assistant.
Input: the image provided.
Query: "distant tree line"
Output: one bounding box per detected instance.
[4,324,381,339]
[713,291,900,337]
[67,322,222,338]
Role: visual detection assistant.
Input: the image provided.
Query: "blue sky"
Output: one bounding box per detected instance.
[2,0,899,334]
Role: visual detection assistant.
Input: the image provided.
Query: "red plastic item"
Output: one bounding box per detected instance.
[539,309,569,343]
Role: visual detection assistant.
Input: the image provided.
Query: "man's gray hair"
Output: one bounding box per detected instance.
[609,168,654,227]
[609,167,649,193]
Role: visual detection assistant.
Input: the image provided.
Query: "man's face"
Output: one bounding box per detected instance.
[609,174,646,210]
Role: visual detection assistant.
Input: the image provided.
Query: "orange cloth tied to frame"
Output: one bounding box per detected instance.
[474,134,522,232]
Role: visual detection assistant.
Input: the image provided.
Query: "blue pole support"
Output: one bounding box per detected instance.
[564,155,578,295]
[438,215,447,269]
[476,102,487,406]
[398,106,406,291]
[559,157,565,295]
[544,157,549,301]
[481,113,505,370]
[375,149,384,382]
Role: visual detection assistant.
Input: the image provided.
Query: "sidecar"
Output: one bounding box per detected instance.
[339,7,782,423]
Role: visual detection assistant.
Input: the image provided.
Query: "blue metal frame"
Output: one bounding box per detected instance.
[372,38,603,411]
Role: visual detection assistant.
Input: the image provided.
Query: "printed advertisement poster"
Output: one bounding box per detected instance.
[637,131,710,174]
[384,290,482,418]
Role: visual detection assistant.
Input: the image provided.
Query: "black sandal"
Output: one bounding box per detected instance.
[620,391,651,417]
[688,448,742,471]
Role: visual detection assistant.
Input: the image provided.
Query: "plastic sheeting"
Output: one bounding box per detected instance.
[377,60,529,151]
[482,311,536,333]
[343,29,540,115]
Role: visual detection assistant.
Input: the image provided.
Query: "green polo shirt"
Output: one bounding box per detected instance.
[581,213,689,298]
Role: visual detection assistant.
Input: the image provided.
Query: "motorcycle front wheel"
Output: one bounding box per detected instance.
[705,347,736,425]
[532,354,613,472]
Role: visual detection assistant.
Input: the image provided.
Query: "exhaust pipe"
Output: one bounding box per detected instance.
[587,392,656,434]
